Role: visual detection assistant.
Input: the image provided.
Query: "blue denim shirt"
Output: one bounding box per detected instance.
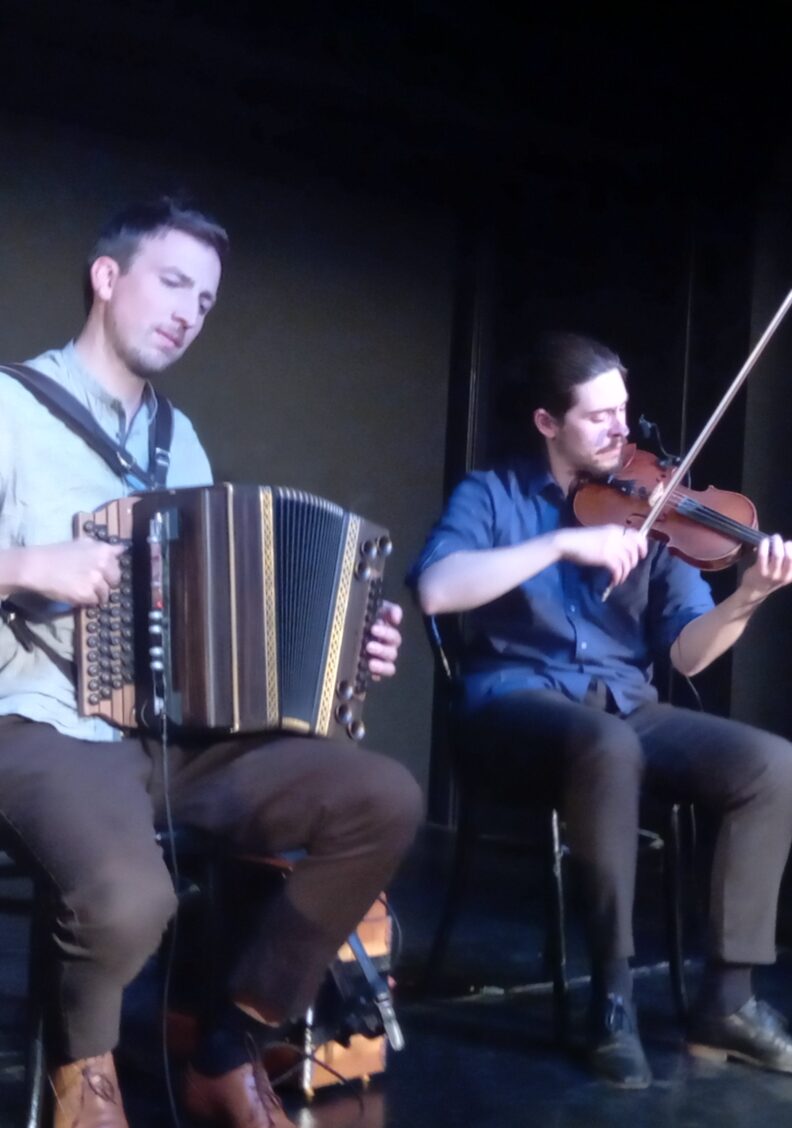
[409,458,715,716]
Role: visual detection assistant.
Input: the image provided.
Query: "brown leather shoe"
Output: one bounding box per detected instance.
[182,1060,297,1127]
[51,1052,129,1128]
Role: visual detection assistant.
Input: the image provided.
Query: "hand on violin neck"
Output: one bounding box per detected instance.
[736,534,792,603]
[555,525,648,587]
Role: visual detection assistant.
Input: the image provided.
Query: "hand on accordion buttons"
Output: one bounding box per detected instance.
[25,538,125,607]
[366,600,403,680]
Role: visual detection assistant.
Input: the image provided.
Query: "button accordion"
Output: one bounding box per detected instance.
[74,485,391,741]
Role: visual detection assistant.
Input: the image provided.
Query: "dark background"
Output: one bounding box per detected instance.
[1,3,790,816]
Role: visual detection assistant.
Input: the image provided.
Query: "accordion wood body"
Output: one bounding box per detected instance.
[74,484,390,740]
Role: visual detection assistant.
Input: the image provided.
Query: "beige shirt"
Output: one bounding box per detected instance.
[0,342,212,740]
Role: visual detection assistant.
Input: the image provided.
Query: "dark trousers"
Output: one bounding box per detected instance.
[0,715,422,1062]
[465,689,792,966]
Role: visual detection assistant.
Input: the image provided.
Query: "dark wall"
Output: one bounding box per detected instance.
[0,113,455,791]
[732,145,792,738]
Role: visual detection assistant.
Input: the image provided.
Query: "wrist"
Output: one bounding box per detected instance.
[0,546,40,598]
[727,584,768,617]
[547,528,570,563]
[0,547,20,596]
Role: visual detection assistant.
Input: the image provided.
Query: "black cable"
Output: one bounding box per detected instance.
[158,709,183,1128]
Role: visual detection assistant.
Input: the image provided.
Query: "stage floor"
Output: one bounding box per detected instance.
[3,822,792,1127]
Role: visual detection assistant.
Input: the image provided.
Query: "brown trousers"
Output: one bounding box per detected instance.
[466,691,792,967]
[0,715,422,1062]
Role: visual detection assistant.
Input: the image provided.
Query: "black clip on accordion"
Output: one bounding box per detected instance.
[74,484,391,741]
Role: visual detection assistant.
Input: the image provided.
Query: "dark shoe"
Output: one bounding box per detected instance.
[51,1053,129,1127]
[587,993,652,1089]
[688,996,792,1073]
[182,1060,297,1127]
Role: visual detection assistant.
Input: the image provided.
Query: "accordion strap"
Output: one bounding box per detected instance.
[0,362,173,489]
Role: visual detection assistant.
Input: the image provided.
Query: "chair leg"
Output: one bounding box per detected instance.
[664,803,689,1024]
[545,808,569,1045]
[422,800,476,992]
[26,882,50,1128]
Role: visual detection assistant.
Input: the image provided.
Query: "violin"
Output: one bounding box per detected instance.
[573,288,792,596]
[572,444,767,571]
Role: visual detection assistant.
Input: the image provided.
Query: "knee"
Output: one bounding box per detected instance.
[567,715,644,782]
[749,734,792,803]
[331,752,424,849]
[67,865,178,972]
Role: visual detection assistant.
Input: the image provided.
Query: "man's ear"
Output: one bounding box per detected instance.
[89,256,121,303]
[533,407,560,440]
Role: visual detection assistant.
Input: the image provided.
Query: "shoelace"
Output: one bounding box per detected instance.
[50,1059,119,1128]
[244,1032,288,1128]
[601,994,637,1035]
[73,1065,119,1128]
[245,1030,367,1124]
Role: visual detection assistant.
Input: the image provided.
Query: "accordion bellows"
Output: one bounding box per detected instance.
[75,485,390,741]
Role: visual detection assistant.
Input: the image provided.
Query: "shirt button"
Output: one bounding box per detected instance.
[580,641,588,651]
[569,604,576,613]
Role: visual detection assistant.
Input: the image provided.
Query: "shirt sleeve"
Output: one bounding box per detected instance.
[407,472,497,586]
[646,546,715,658]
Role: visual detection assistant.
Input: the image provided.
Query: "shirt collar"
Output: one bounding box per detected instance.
[515,454,563,500]
[63,340,157,419]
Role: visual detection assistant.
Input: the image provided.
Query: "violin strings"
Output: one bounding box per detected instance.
[651,487,764,546]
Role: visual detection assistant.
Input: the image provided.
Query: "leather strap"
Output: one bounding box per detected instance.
[0,362,173,489]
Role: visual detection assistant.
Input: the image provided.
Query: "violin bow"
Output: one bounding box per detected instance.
[602,287,792,600]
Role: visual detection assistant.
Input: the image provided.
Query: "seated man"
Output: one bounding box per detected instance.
[0,199,423,1128]
[410,331,792,1088]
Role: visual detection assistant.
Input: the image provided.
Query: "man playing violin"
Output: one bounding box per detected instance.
[411,331,792,1088]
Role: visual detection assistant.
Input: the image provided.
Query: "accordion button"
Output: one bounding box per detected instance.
[355,562,372,581]
[377,536,393,557]
[347,720,366,742]
[83,520,95,534]
[337,681,354,702]
[335,703,353,726]
[88,693,100,705]
[112,677,123,689]
[361,539,378,560]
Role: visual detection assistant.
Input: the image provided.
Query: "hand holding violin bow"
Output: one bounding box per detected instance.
[574,288,792,600]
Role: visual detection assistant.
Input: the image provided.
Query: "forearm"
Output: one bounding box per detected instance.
[415,533,564,614]
[671,588,766,676]
[0,547,31,598]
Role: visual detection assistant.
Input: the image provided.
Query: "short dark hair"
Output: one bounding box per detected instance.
[527,331,627,418]
[83,197,230,312]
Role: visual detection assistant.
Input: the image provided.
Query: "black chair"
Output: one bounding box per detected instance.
[421,613,696,1039]
[0,822,224,1128]
[0,838,53,1128]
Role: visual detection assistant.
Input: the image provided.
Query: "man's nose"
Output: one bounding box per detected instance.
[172,297,199,329]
